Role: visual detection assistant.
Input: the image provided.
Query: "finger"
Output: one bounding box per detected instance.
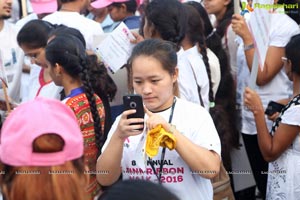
[269,112,279,120]
[130,32,140,42]
[121,109,137,119]
[232,13,243,20]
[131,31,140,38]
[129,123,144,131]
[244,87,252,94]
[144,105,153,117]
[127,118,144,125]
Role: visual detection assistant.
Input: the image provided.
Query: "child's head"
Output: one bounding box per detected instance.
[0,97,87,200]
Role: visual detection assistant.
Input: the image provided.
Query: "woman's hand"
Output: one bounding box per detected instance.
[130,31,145,44]
[231,14,252,43]
[144,106,170,131]
[115,109,144,140]
[267,112,280,122]
[244,87,264,116]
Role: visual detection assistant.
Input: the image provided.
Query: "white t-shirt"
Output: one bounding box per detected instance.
[179,46,210,110]
[43,11,104,50]
[103,97,221,200]
[207,48,221,97]
[21,65,62,102]
[0,20,23,103]
[177,49,203,106]
[237,13,300,135]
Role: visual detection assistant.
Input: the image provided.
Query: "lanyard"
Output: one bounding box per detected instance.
[148,97,177,184]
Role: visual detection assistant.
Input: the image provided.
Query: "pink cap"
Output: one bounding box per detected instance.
[30,0,58,14]
[91,0,130,9]
[0,97,84,166]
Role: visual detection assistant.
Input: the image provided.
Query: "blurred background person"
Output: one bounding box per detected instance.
[90,0,140,30]
[86,5,119,33]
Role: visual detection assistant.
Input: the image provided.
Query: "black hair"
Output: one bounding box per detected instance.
[183,4,214,106]
[111,0,138,13]
[286,33,300,75]
[144,0,187,50]
[48,25,117,139]
[49,24,86,48]
[183,3,239,170]
[17,19,54,48]
[98,180,179,200]
[127,39,178,95]
[216,0,234,39]
[185,1,213,37]
[45,35,105,154]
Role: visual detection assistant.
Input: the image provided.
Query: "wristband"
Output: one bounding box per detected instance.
[244,43,254,51]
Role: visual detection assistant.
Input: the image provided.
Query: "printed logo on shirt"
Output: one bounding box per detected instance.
[124,159,184,183]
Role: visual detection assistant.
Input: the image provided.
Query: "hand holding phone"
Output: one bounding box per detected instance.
[123,94,144,130]
[265,101,285,116]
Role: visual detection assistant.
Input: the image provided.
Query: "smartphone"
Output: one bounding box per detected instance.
[123,94,145,130]
[265,101,285,116]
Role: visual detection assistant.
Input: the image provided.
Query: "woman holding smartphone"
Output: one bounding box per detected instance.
[96,39,221,200]
[244,34,300,199]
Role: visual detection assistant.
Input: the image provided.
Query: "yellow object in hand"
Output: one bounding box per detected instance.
[145,124,176,158]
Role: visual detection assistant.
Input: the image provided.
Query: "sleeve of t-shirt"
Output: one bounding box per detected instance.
[177,56,200,104]
[269,14,300,47]
[281,105,300,126]
[101,115,121,153]
[191,107,222,156]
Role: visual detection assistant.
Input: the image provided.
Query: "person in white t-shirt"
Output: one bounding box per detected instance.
[232,12,300,198]
[16,19,62,102]
[243,33,300,200]
[0,0,23,111]
[42,0,104,50]
[96,39,221,200]
[131,0,200,106]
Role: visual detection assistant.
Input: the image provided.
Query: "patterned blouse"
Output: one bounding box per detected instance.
[63,87,105,199]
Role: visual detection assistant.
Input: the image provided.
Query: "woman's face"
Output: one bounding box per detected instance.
[131,55,177,112]
[20,44,47,68]
[46,61,63,86]
[203,0,230,15]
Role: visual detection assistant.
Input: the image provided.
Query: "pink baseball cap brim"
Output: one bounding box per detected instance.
[30,0,58,14]
[91,0,130,9]
[0,97,84,167]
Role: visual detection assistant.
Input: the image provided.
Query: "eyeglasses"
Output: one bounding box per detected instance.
[281,56,288,63]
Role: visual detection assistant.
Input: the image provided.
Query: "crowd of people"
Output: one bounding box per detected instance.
[0,0,299,199]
